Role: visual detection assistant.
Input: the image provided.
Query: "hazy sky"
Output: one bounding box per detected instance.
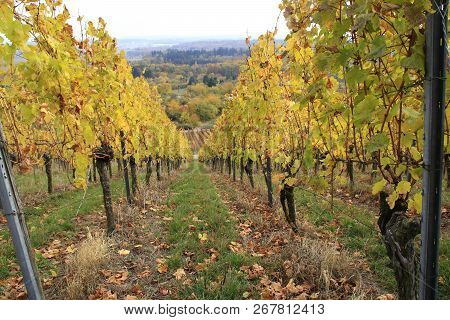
[64,0,289,40]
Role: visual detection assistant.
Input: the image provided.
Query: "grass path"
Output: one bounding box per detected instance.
[0,177,124,280]
[162,161,255,299]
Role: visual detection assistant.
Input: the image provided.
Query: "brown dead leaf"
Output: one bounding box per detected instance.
[137,269,151,279]
[156,259,168,274]
[159,287,169,296]
[107,271,129,284]
[88,287,117,300]
[240,264,264,280]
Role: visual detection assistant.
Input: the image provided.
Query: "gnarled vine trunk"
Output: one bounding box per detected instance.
[244,159,255,188]
[43,154,52,194]
[347,160,354,191]
[378,192,420,299]
[232,158,236,182]
[95,145,115,235]
[108,161,113,178]
[92,158,97,182]
[262,156,273,207]
[240,157,244,182]
[130,155,138,197]
[120,131,132,205]
[280,184,298,233]
[156,159,162,181]
[145,156,152,185]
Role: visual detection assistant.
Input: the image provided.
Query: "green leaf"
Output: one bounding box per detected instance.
[401,52,424,71]
[354,94,379,127]
[367,35,387,60]
[303,140,314,169]
[366,133,389,153]
[345,67,368,89]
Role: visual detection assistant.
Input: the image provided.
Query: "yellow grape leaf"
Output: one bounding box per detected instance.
[73,177,87,189]
[380,157,391,167]
[387,191,399,209]
[285,177,297,187]
[410,147,421,161]
[198,233,208,242]
[408,193,422,213]
[118,249,130,256]
[396,181,411,195]
[410,167,422,181]
[173,268,186,280]
[372,179,387,195]
[395,164,406,176]
[74,152,89,189]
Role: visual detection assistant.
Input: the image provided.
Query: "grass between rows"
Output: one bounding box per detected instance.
[251,172,449,299]
[293,190,449,299]
[293,190,396,290]
[163,161,255,299]
[0,176,124,280]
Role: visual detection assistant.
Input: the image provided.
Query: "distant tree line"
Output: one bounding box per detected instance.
[148,48,247,65]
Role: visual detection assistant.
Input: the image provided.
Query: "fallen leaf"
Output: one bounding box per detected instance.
[137,269,151,279]
[107,271,129,284]
[159,287,169,296]
[173,268,186,280]
[65,245,77,254]
[118,249,130,256]
[376,293,396,300]
[156,259,168,274]
[198,233,208,242]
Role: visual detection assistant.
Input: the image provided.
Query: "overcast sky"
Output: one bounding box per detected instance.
[64,0,288,40]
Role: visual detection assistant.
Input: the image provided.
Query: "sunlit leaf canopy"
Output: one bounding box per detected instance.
[201,0,449,213]
[0,0,192,188]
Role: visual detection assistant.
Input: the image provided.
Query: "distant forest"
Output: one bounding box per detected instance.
[137,48,248,65]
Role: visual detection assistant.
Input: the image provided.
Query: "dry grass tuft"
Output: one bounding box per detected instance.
[65,233,111,299]
[279,237,375,299]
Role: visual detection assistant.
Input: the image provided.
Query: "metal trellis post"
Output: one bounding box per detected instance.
[420,0,448,300]
[0,120,43,299]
